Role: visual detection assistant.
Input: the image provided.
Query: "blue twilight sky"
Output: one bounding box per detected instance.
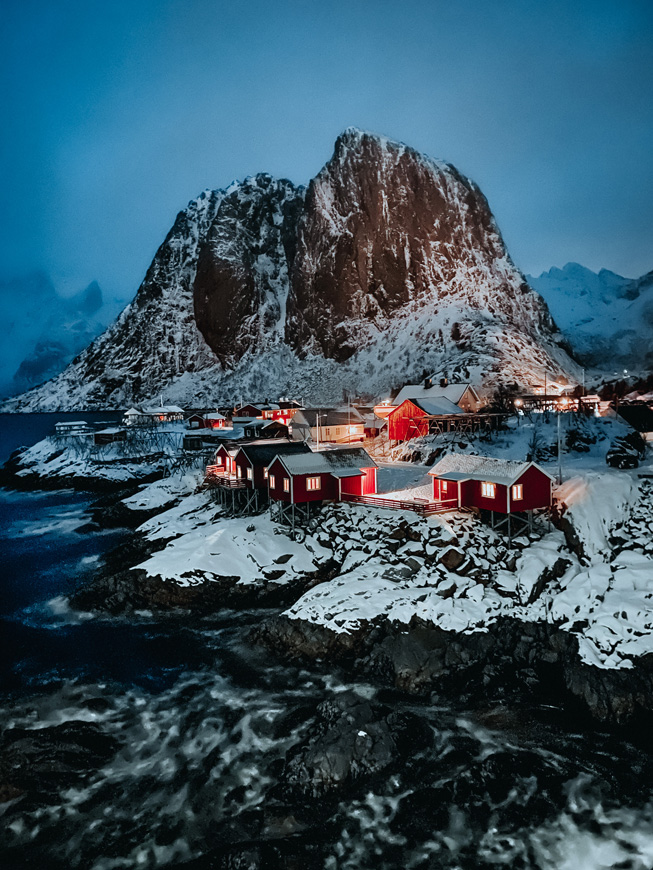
[1,0,652,305]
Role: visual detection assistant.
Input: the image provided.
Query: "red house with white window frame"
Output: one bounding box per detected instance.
[428,454,554,514]
[267,447,377,505]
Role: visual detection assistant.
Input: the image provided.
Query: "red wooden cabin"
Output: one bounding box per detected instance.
[233,442,312,489]
[388,398,465,442]
[428,454,554,514]
[267,447,377,505]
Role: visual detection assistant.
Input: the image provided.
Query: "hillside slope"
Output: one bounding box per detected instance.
[529,263,653,371]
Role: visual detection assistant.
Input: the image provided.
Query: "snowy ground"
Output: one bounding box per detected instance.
[110,415,653,672]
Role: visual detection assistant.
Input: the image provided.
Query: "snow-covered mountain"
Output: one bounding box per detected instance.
[3,130,579,411]
[0,274,119,399]
[528,263,653,371]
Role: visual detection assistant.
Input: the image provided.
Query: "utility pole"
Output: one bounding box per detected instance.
[557,411,563,485]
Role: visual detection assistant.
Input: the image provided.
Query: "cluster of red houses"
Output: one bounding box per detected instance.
[205,435,553,529]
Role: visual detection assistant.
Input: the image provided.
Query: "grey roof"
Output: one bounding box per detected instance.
[411,397,465,416]
[294,408,365,427]
[204,413,226,420]
[276,447,376,476]
[237,441,311,466]
[394,383,477,407]
[429,453,554,486]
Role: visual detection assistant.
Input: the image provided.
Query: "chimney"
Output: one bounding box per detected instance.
[424,376,433,389]
[440,377,448,388]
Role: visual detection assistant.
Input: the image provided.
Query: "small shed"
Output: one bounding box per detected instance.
[94,427,127,445]
[428,454,554,515]
[54,420,91,436]
[242,419,289,440]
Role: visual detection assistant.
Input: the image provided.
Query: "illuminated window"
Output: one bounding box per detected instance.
[283,478,290,493]
[481,481,495,499]
[237,466,243,478]
[263,467,268,479]
[246,467,253,481]
[307,476,321,491]
[269,474,276,489]
[441,480,448,493]
[512,484,523,501]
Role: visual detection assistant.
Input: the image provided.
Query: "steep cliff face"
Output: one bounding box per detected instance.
[193,175,304,367]
[3,130,578,411]
[287,129,553,363]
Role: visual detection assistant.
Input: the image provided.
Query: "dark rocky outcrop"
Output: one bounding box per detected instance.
[0,721,119,804]
[256,615,653,727]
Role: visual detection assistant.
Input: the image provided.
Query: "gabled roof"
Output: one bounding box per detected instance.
[236,441,312,466]
[393,383,478,407]
[428,453,554,486]
[142,405,185,414]
[393,397,465,416]
[204,412,226,420]
[294,408,365,427]
[243,418,286,430]
[273,447,376,476]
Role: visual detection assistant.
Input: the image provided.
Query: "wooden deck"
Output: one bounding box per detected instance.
[341,492,458,516]
[204,467,247,489]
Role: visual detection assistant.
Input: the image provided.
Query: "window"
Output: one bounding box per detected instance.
[246,467,253,481]
[481,481,496,499]
[269,474,276,489]
[307,476,321,491]
[441,480,448,494]
[237,466,243,478]
[283,477,290,493]
[512,484,523,501]
[263,467,268,479]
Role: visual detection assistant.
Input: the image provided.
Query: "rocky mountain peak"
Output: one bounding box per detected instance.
[2,130,578,411]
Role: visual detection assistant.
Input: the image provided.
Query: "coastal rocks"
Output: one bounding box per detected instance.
[281,692,431,797]
[258,614,653,726]
[0,721,119,803]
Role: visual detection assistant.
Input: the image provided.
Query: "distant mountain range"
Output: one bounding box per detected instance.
[0,274,126,400]
[3,129,580,411]
[528,263,653,372]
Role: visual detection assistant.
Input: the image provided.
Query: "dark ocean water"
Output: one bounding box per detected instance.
[1,414,653,869]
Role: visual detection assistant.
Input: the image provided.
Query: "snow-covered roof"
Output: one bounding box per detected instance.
[95,427,125,434]
[237,441,311,466]
[393,383,477,407]
[411,397,465,416]
[429,453,554,486]
[142,405,184,414]
[55,420,88,427]
[124,408,142,415]
[204,412,226,420]
[275,447,376,476]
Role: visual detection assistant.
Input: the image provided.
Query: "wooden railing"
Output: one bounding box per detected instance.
[204,467,247,488]
[341,493,458,516]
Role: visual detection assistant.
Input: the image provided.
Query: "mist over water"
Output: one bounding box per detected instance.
[2,416,653,868]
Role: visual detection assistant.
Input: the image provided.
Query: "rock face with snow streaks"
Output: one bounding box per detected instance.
[3,129,577,411]
[287,128,553,363]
